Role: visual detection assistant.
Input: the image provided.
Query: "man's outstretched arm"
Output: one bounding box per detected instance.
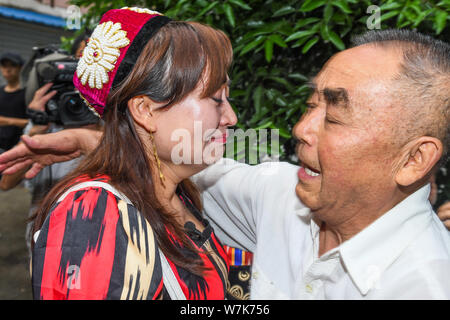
[0,126,101,179]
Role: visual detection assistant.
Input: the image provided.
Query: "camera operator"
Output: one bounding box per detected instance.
[0,36,100,255]
[0,52,29,153]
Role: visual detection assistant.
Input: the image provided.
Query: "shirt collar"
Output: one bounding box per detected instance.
[338,184,434,295]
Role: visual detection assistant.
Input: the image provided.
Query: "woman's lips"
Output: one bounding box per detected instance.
[210,133,228,144]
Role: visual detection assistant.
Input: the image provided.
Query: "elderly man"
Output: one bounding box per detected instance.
[194,29,450,299]
[0,29,449,299]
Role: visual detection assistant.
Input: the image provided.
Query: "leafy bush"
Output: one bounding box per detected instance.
[69,0,450,206]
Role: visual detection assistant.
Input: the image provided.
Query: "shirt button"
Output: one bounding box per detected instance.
[305,284,313,293]
[252,272,259,279]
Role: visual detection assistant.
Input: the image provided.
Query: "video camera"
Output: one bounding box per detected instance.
[23,46,99,126]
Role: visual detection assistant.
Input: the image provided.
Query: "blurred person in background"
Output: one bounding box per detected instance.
[0,52,28,154]
[71,30,90,58]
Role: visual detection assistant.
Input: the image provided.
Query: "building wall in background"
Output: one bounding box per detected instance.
[0,0,76,86]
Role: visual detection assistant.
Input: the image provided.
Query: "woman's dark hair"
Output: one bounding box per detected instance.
[32,21,233,275]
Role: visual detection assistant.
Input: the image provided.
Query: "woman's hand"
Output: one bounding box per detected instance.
[0,126,102,179]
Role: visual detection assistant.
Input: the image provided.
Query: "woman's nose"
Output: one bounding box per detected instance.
[221,98,237,127]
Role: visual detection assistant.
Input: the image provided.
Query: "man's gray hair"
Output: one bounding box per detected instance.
[351,29,450,168]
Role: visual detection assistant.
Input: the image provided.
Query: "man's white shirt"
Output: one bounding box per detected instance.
[192,159,450,299]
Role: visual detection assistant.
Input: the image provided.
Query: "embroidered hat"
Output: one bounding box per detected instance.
[74,7,171,118]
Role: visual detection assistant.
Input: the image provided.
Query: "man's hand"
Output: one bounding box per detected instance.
[0,127,101,179]
[437,201,450,231]
[28,83,57,111]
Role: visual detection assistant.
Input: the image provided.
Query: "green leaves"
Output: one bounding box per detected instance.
[273,6,296,17]
[300,0,326,12]
[285,30,316,42]
[332,0,352,14]
[435,9,448,34]
[239,36,265,56]
[263,35,287,62]
[223,3,235,28]
[328,31,345,50]
[194,1,218,19]
[264,37,274,62]
[371,0,449,35]
[302,37,319,54]
[269,34,288,48]
[228,0,251,11]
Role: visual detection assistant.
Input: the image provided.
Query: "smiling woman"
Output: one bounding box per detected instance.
[29,7,237,300]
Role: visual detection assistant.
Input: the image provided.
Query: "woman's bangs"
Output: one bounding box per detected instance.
[188,22,233,97]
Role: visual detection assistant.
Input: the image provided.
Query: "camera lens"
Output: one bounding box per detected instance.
[58,92,99,126]
[66,97,83,115]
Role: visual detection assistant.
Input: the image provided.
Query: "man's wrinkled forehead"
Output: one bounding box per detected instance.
[308,45,403,112]
[314,44,402,90]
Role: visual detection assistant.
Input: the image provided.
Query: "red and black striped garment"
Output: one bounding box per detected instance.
[31,175,229,300]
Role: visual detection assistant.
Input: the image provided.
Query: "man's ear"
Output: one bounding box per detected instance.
[395,137,443,187]
[127,96,157,133]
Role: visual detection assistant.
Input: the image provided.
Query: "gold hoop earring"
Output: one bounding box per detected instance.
[150,132,165,186]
